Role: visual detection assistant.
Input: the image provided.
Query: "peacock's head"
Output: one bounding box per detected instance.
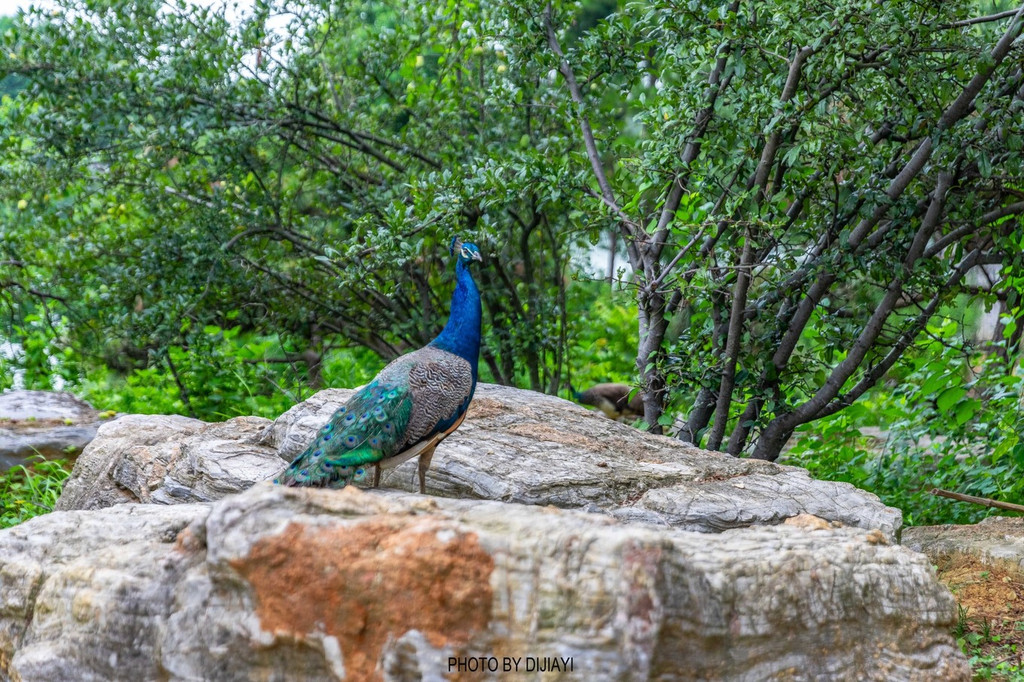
[450,236,484,265]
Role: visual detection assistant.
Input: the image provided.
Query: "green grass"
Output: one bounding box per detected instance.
[959,619,1024,681]
[0,458,71,529]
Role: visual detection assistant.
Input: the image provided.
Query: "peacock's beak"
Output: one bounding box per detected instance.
[472,251,483,262]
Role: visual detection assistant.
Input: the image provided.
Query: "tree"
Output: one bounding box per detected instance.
[4,0,1024,464]
[0,0,603,397]
[512,0,1024,458]
[0,16,28,99]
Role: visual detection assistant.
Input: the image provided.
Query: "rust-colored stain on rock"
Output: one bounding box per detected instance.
[231,516,494,680]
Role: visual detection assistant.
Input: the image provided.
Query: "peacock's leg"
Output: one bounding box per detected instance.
[417,446,437,494]
[373,464,381,488]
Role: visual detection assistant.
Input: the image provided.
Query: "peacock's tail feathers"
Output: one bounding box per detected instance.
[275,462,369,489]
[276,379,414,488]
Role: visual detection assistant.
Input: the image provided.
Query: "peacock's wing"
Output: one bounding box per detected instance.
[402,347,475,444]
[277,374,415,488]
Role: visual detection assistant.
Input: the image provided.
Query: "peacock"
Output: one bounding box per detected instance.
[571,383,643,421]
[276,237,483,494]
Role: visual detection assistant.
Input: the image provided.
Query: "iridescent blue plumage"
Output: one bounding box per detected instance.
[276,238,483,493]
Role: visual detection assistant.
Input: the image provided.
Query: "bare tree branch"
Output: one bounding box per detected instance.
[648,0,741,263]
[544,5,633,247]
[752,171,957,459]
[707,229,755,451]
[939,7,1024,29]
[816,245,986,419]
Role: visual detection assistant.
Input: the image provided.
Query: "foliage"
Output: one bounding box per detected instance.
[74,332,311,420]
[2,0,1024,520]
[499,0,1024,457]
[565,281,638,391]
[0,458,70,529]
[0,0,606,405]
[959,620,1024,682]
[7,313,384,419]
[0,16,28,98]
[786,312,1024,525]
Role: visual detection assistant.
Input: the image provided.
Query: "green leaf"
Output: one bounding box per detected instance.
[936,387,967,412]
[953,399,979,426]
[920,372,951,397]
[1011,443,1024,467]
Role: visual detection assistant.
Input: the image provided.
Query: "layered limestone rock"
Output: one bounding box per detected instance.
[57,384,902,540]
[0,390,104,469]
[904,516,1024,573]
[54,413,280,510]
[1,383,969,679]
[0,485,967,681]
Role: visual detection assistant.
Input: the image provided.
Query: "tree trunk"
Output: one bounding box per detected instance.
[637,287,668,432]
[678,387,716,445]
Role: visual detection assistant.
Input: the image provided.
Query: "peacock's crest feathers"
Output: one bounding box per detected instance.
[450,236,483,264]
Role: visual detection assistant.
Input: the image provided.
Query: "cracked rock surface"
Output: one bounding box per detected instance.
[58,384,902,540]
[0,383,967,680]
[3,485,967,681]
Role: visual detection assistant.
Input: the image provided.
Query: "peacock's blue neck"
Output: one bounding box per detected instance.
[429,259,482,376]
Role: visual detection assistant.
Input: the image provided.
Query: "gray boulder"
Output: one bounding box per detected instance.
[0,485,967,681]
[55,414,280,510]
[58,384,902,540]
[0,383,967,680]
[0,390,104,469]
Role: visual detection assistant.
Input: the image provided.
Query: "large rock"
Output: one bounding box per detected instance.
[0,484,967,681]
[903,516,1024,667]
[0,390,103,469]
[58,384,902,540]
[904,516,1024,574]
[55,414,281,510]
[17,384,968,679]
